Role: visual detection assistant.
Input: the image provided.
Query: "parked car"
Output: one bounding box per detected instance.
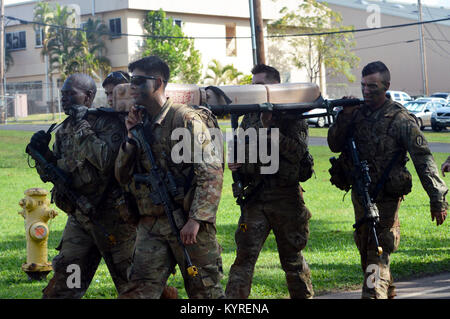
[304,107,335,128]
[414,97,447,105]
[404,100,442,130]
[431,103,450,131]
[430,92,450,102]
[387,90,413,105]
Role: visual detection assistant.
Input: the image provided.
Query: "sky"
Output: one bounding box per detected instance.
[3,0,450,7]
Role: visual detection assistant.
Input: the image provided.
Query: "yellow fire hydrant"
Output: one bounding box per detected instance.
[18,188,58,280]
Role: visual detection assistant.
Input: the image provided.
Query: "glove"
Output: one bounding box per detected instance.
[29,130,51,154]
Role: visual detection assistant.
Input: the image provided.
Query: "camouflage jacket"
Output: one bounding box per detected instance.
[36,109,127,212]
[238,112,309,188]
[115,99,223,224]
[328,99,448,212]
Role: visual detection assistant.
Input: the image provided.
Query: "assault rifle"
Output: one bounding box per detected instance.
[25,138,116,244]
[130,122,199,277]
[348,137,383,256]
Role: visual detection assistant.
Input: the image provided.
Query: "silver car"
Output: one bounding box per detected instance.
[431,103,450,132]
[405,101,443,130]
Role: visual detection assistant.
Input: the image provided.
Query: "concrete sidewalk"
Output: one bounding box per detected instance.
[316,272,450,299]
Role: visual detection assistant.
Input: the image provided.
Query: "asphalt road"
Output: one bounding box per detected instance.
[3,124,448,153]
[316,272,450,299]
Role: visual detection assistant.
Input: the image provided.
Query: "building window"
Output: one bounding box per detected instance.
[35,28,44,47]
[226,24,236,56]
[109,18,122,38]
[173,19,182,28]
[6,31,26,51]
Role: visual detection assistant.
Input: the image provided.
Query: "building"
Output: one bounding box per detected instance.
[317,0,450,98]
[4,0,319,114]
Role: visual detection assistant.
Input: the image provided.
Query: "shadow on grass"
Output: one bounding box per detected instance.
[217,217,356,255]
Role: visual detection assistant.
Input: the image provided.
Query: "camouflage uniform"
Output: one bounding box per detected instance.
[37,109,136,298]
[115,99,225,299]
[225,113,314,299]
[328,99,448,299]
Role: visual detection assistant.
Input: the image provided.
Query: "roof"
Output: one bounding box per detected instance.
[317,0,450,27]
[4,0,280,20]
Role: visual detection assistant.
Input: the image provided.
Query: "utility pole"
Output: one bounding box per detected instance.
[0,0,5,123]
[248,0,257,66]
[249,0,265,65]
[417,0,429,96]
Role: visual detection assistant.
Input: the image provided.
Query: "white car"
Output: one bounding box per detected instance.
[414,97,447,105]
[430,92,450,102]
[387,90,413,105]
[404,100,442,130]
[304,107,335,128]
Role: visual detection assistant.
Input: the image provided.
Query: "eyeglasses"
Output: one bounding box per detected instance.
[130,75,159,86]
[105,71,129,83]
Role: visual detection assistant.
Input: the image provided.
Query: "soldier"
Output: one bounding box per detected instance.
[328,61,448,299]
[29,73,136,298]
[225,64,314,299]
[102,71,130,108]
[442,156,450,176]
[101,70,178,298]
[115,56,225,299]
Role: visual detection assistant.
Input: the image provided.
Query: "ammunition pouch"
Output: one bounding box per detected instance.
[329,155,353,192]
[298,151,314,182]
[383,166,412,198]
[51,188,76,215]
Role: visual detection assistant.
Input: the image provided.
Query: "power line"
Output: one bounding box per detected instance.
[425,5,449,42]
[351,39,419,51]
[424,24,450,57]
[2,14,450,40]
[424,38,450,60]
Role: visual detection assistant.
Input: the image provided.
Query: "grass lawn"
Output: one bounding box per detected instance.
[0,129,449,299]
[5,113,67,125]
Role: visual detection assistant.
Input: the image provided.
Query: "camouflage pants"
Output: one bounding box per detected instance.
[42,208,136,299]
[352,190,401,299]
[119,215,225,299]
[225,185,314,299]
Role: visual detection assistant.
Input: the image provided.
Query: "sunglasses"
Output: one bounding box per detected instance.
[105,71,129,83]
[130,75,159,86]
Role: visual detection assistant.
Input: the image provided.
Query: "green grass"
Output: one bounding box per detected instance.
[5,113,67,125]
[307,127,450,143]
[0,130,449,299]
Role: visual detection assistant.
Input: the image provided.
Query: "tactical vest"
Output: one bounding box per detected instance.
[130,102,221,216]
[350,101,413,198]
[239,112,311,187]
[54,111,126,207]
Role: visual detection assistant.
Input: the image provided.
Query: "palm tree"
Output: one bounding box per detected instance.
[204,59,243,86]
[34,1,58,118]
[81,18,111,80]
[34,3,112,118]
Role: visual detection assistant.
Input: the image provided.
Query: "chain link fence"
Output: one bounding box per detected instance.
[0,82,107,123]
